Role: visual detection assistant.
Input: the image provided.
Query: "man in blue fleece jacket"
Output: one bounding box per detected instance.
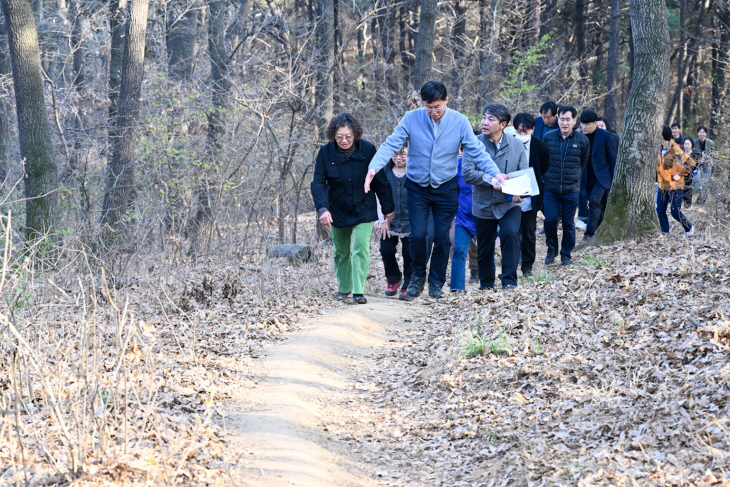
[364,81,508,300]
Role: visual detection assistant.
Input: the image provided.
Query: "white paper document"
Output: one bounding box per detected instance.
[506,167,540,196]
[500,175,532,196]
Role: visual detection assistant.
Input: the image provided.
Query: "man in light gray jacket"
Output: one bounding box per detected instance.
[462,104,528,290]
[364,82,508,300]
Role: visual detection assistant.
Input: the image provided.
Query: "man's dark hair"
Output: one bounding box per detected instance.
[513,112,535,131]
[698,126,708,133]
[557,105,577,119]
[483,103,511,125]
[540,101,558,116]
[325,112,364,142]
[662,125,673,141]
[420,81,448,103]
[671,122,681,129]
[596,116,612,132]
[579,110,598,124]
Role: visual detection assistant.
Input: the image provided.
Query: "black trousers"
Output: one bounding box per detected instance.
[474,207,522,288]
[585,175,610,237]
[519,209,538,273]
[380,235,412,289]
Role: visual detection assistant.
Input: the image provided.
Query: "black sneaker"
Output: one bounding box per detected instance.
[523,269,533,278]
[545,251,557,265]
[336,292,350,300]
[469,270,479,283]
[353,294,368,304]
[561,255,572,266]
[428,283,444,299]
[406,275,426,298]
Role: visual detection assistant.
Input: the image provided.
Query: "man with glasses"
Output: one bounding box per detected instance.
[365,81,508,300]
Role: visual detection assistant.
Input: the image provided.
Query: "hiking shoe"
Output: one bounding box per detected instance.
[523,269,533,278]
[685,226,694,237]
[502,284,517,290]
[428,283,444,299]
[336,292,350,300]
[545,251,557,265]
[406,275,426,298]
[469,270,479,283]
[579,235,594,244]
[561,255,573,266]
[399,290,414,301]
[353,294,367,304]
[575,219,587,230]
[385,280,401,296]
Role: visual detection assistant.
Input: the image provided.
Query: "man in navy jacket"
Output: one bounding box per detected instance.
[578,110,618,242]
[534,101,559,140]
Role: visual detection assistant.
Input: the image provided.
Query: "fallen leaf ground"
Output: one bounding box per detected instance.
[2,207,730,486]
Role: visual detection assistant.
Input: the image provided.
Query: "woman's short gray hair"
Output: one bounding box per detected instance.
[483,103,512,125]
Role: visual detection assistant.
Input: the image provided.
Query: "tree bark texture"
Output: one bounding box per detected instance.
[604,0,621,131]
[315,0,334,137]
[412,0,437,90]
[601,0,670,241]
[0,15,11,184]
[2,0,58,239]
[101,0,149,238]
[666,0,687,125]
[166,0,199,81]
[108,0,125,121]
[710,6,729,138]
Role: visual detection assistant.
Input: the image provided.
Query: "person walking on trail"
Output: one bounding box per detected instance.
[577,110,618,244]
[363,81,508,301]
[534,101,559,140]
[449,147,477,292]
[462,104,528,290]
[657,125,695,236]
[375,143,412,300]
[511,112,551,278]
[694,126,715,204]
[541,106,590,266]
[311,113,395,305]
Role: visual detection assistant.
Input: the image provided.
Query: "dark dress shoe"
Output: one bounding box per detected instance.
[561,255,573,266]
[545,252,556,265]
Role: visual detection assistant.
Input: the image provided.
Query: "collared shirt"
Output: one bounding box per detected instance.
[560,131,574,160]
[485,133,504,152]
[430,116,442,139]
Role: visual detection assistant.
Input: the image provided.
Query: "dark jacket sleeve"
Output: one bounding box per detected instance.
[310,146,329,211]
[538,137,551,181]
[606,131,618,177]
[371,168,395,215]
[580,137,591,170]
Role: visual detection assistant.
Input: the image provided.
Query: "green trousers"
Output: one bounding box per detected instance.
[330,222,374,295]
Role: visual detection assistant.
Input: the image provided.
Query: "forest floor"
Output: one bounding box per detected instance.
[2,206,730,486]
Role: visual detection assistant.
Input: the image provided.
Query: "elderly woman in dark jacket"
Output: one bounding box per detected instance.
[311,113,395,304]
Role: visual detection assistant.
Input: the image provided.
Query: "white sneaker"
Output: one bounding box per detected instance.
[575,220,587,230]
[685,226,694,237]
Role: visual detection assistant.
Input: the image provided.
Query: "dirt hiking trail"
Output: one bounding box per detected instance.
[224,297,413,487]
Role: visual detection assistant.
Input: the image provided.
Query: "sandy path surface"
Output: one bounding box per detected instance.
[224,296,412,486]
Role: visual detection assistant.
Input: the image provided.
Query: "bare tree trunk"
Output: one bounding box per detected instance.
[574,0,586,84]
[666,0,687,125]
[315,0,334,138]
[2,0,58,240]
[710,7,729,138]
[412,0,437,89]
[101,0,149,240]
[449,0,466,109]
[0,14,11,185]
[167,0,199,81]
[601,0,670,241]
[604,0,621,131]
[108,0,125,123]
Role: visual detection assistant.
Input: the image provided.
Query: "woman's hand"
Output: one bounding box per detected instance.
[319,211,333,227]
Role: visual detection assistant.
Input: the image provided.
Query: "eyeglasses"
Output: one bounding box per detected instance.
[425,107,444,113]
[335,134,354,141]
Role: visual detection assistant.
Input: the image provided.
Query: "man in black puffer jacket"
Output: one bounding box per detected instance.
[541,106,590,266]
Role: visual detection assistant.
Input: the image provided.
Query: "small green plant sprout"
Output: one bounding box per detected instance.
[580,254,607,267]
[461,333,488,358]
[489,327,511,355]
[532,336,543,355]
[520,270,555,285]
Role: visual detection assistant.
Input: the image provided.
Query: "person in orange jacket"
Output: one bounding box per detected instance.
[656,125,695,236]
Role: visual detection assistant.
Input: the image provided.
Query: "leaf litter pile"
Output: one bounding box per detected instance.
[2,210,730,486]
[325,225,730,486]
[0,249,336,485]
